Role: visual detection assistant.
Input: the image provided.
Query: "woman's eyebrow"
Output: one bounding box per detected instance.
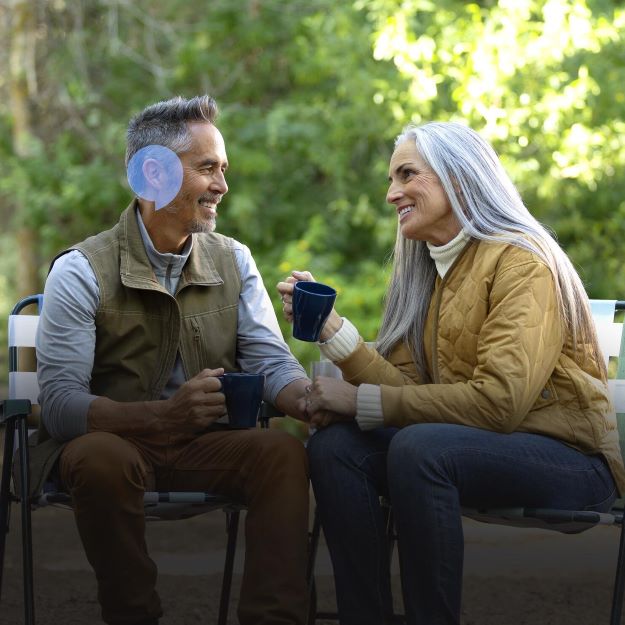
[388,162,412,181]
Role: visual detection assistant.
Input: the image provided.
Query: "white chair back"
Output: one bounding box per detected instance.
[8,313,40,405]
[590,300,625,413]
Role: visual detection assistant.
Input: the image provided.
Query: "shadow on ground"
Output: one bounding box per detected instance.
[0,498,619,624]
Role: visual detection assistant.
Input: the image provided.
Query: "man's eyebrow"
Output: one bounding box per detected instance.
[196,158,229,170]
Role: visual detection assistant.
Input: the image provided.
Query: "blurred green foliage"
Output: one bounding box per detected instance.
[1,0,624,392]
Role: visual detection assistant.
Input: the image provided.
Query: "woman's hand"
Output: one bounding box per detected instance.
[276,270,343,341]
[304,376,358,429]
[276,270,314,324]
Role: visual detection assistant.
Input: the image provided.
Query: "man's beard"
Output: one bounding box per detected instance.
[188,217,216,233]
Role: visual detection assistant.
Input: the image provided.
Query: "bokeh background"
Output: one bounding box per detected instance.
[1,3,625,622]
[1,0,624,395]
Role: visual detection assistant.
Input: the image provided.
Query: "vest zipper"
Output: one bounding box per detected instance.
[190,318,201,371]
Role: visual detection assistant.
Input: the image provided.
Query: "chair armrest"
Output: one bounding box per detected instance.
[259,402,284,428]
[0,399,32,424]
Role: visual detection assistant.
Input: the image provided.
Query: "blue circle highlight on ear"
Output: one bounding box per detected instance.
[127,145,183,210]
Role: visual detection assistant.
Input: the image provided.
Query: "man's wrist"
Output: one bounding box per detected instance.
[146,399,167,433]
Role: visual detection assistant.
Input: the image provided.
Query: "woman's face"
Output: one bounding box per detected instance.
[386,139,461,246]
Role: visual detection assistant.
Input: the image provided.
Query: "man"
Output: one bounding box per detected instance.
[35,95,311,625]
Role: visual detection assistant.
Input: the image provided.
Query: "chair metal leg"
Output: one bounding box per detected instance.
[385,503,396,563]
[383,504,406,624]
[217,509,240,625]
[306,508,322,624]
[17,416,35,625]
[308,506,341,622]
[307,508,321,595]
[610,518,625,625]
[307,578,318,625]
[0,416,17,602]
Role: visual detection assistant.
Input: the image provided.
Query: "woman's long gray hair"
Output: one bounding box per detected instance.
[376,122,605,382]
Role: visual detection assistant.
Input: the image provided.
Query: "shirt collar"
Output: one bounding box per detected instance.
[135,207,192,278]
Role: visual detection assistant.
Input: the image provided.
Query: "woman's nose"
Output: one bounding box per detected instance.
[386,183,402,205]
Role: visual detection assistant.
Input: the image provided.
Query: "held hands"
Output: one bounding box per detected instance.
[301,376,358,429]
[159,368,226,433]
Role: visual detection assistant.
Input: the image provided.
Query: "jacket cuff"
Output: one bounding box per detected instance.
[318,317,360,362]
[355,384,384,431]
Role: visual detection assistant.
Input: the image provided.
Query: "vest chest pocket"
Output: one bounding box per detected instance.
[181,312,238,377]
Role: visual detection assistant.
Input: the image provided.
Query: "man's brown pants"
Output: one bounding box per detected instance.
[59,428,310,625]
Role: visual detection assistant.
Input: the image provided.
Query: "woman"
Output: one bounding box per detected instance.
[277,122,625,625]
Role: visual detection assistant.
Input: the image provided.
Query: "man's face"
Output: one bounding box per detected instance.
[167,122,229,233]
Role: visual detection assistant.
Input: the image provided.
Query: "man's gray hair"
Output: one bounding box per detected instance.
[376,121,604,381]
[125,95,218,165]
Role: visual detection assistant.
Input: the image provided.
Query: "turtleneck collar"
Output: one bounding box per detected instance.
[426,229,471,278]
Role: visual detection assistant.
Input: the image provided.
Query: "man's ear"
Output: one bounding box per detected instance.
[142,158,164,190]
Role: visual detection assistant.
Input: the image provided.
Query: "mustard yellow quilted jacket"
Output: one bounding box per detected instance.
[337,239,625,495]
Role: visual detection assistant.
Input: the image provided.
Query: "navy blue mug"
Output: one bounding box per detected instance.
[292,281,337,342]
[218,373,265,429]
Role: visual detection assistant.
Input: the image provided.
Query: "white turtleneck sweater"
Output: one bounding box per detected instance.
[318,229,471,430]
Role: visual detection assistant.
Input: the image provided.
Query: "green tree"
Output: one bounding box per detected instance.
[0,0,623,391]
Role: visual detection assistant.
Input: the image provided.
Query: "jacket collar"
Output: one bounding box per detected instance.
[118,200,224,292]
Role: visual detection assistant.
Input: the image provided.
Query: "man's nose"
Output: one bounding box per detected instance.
[211,170,228,195]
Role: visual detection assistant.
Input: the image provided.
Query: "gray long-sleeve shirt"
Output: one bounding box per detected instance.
[36,209,307,441]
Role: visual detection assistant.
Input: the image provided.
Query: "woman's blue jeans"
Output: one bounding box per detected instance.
[308,422,617,625]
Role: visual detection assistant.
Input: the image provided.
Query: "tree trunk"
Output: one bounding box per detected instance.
[9,0,41,299]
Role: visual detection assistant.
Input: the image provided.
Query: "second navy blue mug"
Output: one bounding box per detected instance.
[218,372,265,428]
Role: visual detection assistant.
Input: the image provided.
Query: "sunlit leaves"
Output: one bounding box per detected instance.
[0,0,624,386]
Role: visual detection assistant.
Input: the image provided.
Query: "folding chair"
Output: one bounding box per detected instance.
[0,294,275,625]
[459,299,625,625]
[308,300,625,625]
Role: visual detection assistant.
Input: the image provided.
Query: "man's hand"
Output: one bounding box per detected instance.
[87,368,227,436]
[159,368,226,433]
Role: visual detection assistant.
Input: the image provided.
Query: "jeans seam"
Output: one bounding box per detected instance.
[439,447,607,473]
[436,448,617,512]
[354,452,388,619]
[354,450,388,472]
[583,486,617,511]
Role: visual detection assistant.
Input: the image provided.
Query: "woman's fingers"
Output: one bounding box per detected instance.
[292,270,315,282]
[277,270,316,323]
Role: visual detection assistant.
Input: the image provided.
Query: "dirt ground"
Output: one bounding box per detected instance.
[0,494,620,625]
